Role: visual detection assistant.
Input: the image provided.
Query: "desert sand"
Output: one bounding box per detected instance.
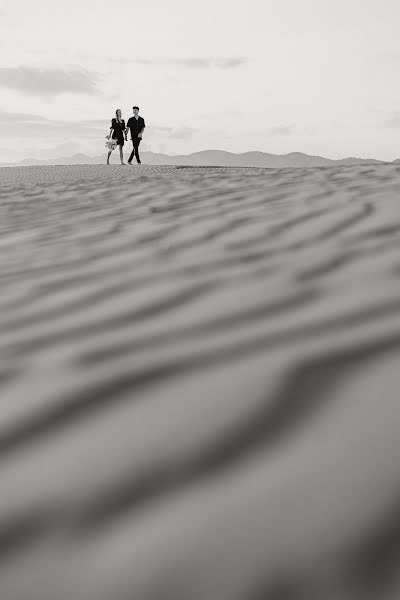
[1,162,400,599]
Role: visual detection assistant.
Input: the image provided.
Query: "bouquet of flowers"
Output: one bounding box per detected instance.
[105,135,117,152]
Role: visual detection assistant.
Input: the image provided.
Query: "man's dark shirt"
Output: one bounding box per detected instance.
[127,116,145,139]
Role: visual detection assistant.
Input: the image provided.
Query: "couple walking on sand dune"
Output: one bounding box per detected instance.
[106,106,145,165]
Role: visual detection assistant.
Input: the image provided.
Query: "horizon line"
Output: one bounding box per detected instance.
[1,149,398,166]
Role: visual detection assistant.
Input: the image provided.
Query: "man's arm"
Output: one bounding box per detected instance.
[125,118,130,140]
[138,118,145,138]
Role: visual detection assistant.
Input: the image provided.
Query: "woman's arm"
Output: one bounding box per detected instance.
[108,119,114,139]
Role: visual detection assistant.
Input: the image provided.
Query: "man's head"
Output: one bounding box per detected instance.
[132,106,139,117]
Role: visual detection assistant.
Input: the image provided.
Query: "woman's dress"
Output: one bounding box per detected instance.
[111,118,125,146]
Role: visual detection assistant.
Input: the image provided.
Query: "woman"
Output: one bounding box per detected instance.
[106,109,126,165]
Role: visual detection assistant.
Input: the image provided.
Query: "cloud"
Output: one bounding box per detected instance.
[111,57,251,69]
[24,141,86,159]
[0,110,105,138]
[0,110,48,123]
[168,126,198,139]
[384,112,400,128]
[213,58,250,69]
[173,57,250,69]
[367,107,384,114]
[0,67,99,96]
[265,125,296,137]
[0,111,199,142]
[146,125,199,140]
[376,52,400,64]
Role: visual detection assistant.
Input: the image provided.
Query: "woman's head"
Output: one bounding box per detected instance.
[115,109,122,118]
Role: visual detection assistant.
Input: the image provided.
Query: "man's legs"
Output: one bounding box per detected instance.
[128,138,141,164]
[128,144,135,164]
[134,138,141,164]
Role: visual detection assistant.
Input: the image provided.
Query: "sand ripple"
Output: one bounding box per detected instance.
[1,163,400,599]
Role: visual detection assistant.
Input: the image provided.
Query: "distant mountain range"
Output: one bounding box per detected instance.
[0,150,397,169]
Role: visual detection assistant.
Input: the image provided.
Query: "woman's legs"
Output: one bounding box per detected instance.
[119,144,125,165]
[106,151,112,164]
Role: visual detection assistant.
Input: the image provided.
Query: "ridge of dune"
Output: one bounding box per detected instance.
[0,149,393,169]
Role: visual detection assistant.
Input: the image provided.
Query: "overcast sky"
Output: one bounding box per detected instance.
[1,0,400,161]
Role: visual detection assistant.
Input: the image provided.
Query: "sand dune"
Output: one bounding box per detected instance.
[1,163,400,599]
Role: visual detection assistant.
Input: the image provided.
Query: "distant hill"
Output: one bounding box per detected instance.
[0,150,394,169]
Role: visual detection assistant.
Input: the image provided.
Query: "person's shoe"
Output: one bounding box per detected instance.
[127,161,132,165]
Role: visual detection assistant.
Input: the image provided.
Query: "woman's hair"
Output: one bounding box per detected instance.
[115,109,122,118]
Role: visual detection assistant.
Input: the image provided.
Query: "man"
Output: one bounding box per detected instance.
[125,106,145,164]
